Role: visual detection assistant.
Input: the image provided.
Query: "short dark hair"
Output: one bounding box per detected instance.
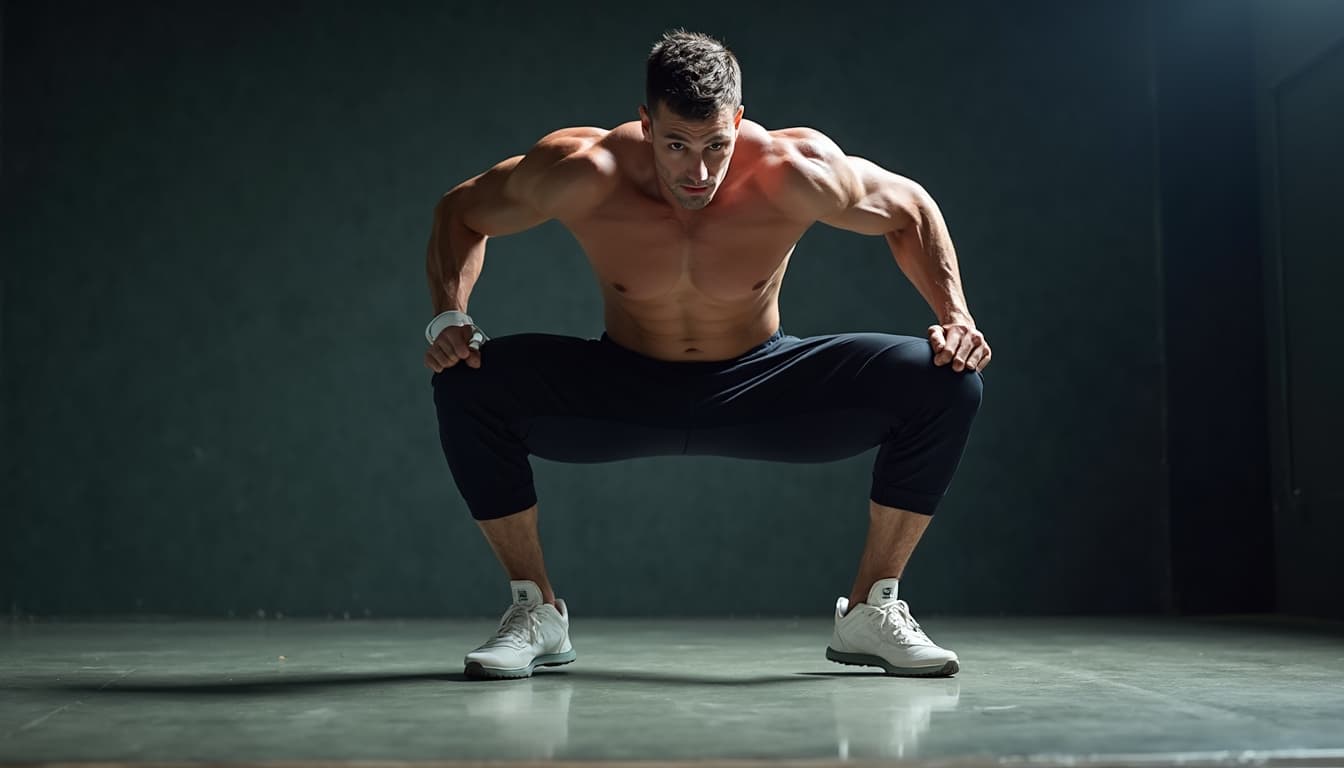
[645,30,741,121]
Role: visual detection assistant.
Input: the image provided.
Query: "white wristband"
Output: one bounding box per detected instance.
[425,310,488,349]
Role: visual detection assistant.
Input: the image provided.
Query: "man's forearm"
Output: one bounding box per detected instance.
[426,198,487,315]
[884,195,973,325]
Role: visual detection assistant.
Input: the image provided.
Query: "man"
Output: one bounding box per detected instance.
[424,30,990,680]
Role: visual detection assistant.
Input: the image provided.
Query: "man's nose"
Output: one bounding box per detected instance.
[690,160,709,182]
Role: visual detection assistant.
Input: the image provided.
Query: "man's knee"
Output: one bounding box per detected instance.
[431,354,497,405]
[949,367,984,417]
[872,339,983,412]
[431,364,504,440]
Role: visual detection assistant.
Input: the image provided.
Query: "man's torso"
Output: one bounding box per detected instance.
[554,120,816,362]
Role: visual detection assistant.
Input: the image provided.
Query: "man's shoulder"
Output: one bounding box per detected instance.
[527,127,619,173]
[512,127,627,216]
[754,125,848,176]
[746,124,855,218]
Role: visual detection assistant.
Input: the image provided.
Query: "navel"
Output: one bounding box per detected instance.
[613,283,628,293]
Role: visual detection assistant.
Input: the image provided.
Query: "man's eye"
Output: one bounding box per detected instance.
[710,143,724,151]
[668,143,684,151]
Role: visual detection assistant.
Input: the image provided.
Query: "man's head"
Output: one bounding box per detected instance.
[639,30,744,210]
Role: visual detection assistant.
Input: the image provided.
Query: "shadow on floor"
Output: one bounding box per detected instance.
[34,667,906,694]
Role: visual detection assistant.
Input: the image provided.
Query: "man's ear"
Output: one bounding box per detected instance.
[638,104,653,142]
[733,104,744,129]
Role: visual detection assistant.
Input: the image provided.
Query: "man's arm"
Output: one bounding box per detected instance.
[771,129,990,372]
[426,128,612,314]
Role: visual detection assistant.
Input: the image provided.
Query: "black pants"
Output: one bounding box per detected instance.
[431,328,984,520]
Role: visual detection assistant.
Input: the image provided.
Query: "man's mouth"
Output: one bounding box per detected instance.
[681,184,710,194]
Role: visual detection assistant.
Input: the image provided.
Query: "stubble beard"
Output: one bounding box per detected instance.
[652,158,713,209]
[664,175,713,210]
[675,192,711,210]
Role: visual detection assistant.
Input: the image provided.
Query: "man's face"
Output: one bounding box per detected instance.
[640,102,744,211]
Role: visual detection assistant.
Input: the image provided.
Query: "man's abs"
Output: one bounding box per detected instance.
[600,288,783,361]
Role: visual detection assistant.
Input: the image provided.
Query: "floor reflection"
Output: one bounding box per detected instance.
[450,668,962,760]
[830,678,961,759]
[458,678,574,759]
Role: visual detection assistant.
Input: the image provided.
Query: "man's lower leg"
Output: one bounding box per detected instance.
[477,504,556,604]
[847,500,932,607]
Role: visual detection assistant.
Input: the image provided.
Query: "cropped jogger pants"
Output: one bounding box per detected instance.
[431,328,984,520]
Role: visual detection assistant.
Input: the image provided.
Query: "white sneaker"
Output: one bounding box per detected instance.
[464,580,576,680]
[826,579,959,677]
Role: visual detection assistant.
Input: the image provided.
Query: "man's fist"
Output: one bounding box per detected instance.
[928,322,991,373]
[426,324,481,372]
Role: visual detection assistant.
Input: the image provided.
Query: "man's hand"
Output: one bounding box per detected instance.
[928,321,991,373]
[426,324,481,372]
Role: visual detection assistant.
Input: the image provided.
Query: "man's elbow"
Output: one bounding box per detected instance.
[435,185,464,222]
[436,185,493,238]
[903,173,937,218]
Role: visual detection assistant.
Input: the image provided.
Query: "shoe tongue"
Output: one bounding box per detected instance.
[510,580,543,608]
[867,578,900,607]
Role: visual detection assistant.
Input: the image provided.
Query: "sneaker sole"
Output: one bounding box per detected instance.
[463,649,577,680]
[825,647,959,677]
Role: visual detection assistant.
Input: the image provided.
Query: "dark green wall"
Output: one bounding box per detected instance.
[1253,0,1344,621]
[0,0,8,617]
[1154,0,1273,613]
[3,1,1171,618]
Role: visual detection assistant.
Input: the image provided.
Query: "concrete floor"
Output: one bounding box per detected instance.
[1,616,1342,766]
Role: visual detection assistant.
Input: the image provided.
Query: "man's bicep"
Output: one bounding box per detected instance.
[818,156,924,237]
[446,155,550,238]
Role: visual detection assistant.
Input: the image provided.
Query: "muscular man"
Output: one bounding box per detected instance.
[424,30,991,680]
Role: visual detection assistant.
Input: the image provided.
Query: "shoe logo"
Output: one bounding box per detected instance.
[517,590,529,602]
[881,586,894,599]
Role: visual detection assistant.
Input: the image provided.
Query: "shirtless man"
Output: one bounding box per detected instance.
[424,30,991,680]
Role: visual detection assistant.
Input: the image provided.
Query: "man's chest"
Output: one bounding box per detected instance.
[565,191,811,301]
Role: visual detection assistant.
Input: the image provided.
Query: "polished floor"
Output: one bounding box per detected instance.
[2,615,1343,766]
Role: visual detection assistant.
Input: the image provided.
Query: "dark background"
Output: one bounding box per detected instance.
[1,0,1338,619]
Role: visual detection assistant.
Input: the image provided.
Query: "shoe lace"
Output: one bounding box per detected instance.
[489,603,543,649]
[877,600,933,645]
